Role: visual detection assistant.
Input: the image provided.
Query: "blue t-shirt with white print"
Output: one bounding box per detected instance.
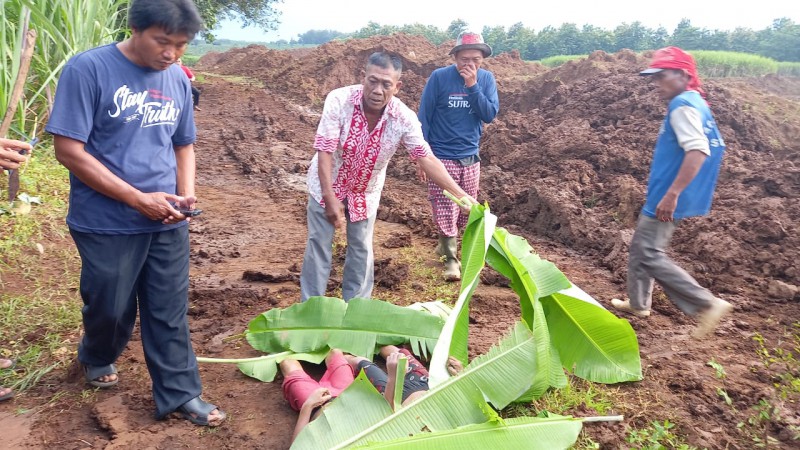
[46,43,195,234]
[642,90,725,220]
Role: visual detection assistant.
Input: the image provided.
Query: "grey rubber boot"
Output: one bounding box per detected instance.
[436,236,461,282]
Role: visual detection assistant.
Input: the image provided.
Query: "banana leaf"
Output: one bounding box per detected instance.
[391,356,408,411]
[405,301,453,320]
[292,321,537,450]
[239,350,329,382]
[428,204,497,387]
[198,350,329,382]
[485,227,571,328]
[542,292,643,382]
[462,322,537,409]
[355,415,583,449]
[485,225,642,391]
[485,227,569,399]
[246,296,444,358]
[291,370,489,450]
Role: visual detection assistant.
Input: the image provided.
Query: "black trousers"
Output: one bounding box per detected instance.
[70,226,201,418]
[191,86,200,106]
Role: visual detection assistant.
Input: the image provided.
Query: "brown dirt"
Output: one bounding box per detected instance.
[2,34,799,449]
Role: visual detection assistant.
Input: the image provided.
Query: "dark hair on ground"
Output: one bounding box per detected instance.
[366,52,403,75]
[128,0,203,38]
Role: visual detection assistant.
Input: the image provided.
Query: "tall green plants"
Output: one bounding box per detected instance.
[1,0,128,139]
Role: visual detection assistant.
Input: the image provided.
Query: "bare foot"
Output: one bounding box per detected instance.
[0,386,13,401]
[0,358,14,369]
[184,408,225,427]
[92,373,118,383]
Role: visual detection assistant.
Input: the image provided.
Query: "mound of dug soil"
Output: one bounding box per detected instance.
[203,38,800,299]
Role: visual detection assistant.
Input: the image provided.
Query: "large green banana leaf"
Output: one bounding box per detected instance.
[485,227,571,327]
[542,292,643,382]
[292,321,538,450]
[405,301,453,320]
[291,369,490,450]
[198,350,329,382]
[514,341,569,403]
[355,415,583,449]
[485,227,569,399]
[238,350,328,382]
[485,225,642,390]
[246,296,444,358]
[462,321,537,409]
[428,204,497,387]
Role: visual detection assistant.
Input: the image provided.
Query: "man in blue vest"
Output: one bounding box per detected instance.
[611,47,732,339]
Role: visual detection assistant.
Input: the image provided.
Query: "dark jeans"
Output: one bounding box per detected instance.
[356,350,429,401]
[70,226,201,418]
[191,86,200,106]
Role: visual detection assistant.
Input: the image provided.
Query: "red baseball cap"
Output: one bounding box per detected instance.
[640,46,697,75]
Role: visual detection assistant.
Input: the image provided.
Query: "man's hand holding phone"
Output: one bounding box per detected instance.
[163,195,201,224]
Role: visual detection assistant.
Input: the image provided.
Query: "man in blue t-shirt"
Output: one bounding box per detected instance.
[418,31,499,282]
[610,47,732,339]
[45,0,225,427]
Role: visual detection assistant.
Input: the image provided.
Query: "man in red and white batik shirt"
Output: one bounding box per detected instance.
[300,52,476,302]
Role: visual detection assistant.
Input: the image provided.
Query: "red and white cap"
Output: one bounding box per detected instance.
[449,30,492,57]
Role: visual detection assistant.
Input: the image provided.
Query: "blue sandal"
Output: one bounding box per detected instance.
[177,397,226,427]
[83,363,119,388]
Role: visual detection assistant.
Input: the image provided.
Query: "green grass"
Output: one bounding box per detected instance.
[389,245,459,304]
[777,61,800,76]
[502,375,617,419]
[181,54,201,66]
[535,50,799,78]
[538,54,589,68]
[0,141,81,395]
[199,72,264,88]
[624,420,700,450]
[500,375,624,450]
[0,145,70,255]
[736,325,800,445]
[692,51,779,78]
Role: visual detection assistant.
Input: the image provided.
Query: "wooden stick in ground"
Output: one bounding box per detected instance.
[0,28,38,137]
[2,18,37,204]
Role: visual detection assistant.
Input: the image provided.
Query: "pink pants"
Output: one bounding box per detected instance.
[282,352,355,411]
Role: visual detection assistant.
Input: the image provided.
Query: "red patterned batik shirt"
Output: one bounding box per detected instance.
[307,85,431,222]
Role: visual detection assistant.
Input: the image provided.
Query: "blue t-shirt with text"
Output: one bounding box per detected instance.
[642,90,725,220]
[418,65,499,160]
[46,43,195,234]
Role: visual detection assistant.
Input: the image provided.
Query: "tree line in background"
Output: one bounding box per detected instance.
[289,17,800,62]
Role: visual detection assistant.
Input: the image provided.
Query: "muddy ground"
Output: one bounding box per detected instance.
[2,34,799,449]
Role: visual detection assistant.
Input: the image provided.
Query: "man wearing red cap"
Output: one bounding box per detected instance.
[418,30,499,281]
[611,47,732,339]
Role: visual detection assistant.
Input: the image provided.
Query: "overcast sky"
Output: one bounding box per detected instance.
[214,0,799,42]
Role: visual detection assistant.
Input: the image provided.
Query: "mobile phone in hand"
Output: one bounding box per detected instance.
[179,208,203,217]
